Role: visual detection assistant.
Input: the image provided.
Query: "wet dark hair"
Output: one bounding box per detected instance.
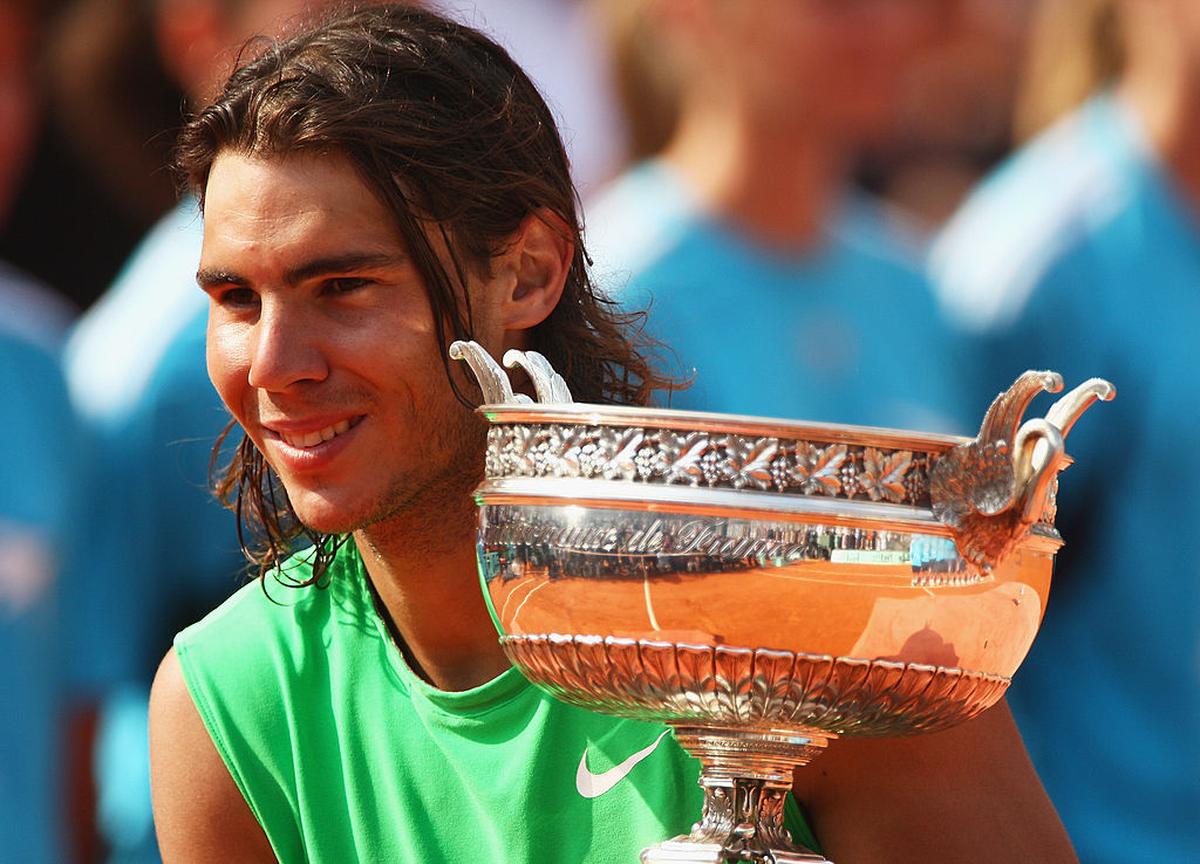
[177,3,670,584]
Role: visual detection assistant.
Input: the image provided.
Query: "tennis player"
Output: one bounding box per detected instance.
[149,6,1078,862]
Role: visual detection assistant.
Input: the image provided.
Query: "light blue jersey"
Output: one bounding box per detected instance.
[931,93,1200,863]
[0,269,80,864]
[588,160,971,433]
[64,199,243,861]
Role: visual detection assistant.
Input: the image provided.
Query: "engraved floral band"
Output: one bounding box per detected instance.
[453,340,1115,575]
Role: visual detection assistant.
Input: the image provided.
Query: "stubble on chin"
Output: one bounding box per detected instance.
[349,405,487,553]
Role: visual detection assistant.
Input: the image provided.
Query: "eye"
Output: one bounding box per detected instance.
[215,287,259,309]
[323,277,372,296]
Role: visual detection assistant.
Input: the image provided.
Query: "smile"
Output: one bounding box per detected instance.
[279,419,353,449]
[263,415,366,458]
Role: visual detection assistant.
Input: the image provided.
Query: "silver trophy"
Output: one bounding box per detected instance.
[451,341,1112,864]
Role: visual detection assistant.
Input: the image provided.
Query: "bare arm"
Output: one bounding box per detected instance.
[149,648,278,864]
[793,700,1077,863]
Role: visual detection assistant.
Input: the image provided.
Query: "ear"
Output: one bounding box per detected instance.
[497,209,574,340]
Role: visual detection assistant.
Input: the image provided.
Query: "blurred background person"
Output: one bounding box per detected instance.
[586,0,971,433]
[0,322,79,864]
[0,1,83,861]
[930,0,1200,860]
[0,0,180,311]
[856,0,1037,228]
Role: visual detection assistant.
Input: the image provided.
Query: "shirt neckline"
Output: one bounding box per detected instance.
[345,542,533,715]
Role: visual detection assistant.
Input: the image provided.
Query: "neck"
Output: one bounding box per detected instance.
[353,482,509,693]
[661,93,847,252]
[1120,14,1200,213]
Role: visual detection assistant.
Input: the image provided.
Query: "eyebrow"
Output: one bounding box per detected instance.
[196,252,409,290]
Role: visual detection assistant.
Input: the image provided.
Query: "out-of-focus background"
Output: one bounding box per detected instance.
[1,1,1195,862]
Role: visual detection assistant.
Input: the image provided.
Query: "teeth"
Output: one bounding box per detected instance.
[280,420,354,449]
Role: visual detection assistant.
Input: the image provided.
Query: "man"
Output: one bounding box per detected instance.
[0,303,79,864]
[150,6,1077,861]
[0,325,79,864]
[588,0,968,434]
[930,1,1200,859]
[0,326,79,864]
[1,2,83,860]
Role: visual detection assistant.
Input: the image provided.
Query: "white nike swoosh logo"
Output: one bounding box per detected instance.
[576,729,671,799]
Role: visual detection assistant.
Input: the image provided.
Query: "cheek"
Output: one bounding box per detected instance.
[205,317,253,420]
[351,300,445,384]
[372,333,452,419]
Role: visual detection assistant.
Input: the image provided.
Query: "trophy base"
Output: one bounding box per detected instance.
[639,726,835,864]
[641,838,829,863]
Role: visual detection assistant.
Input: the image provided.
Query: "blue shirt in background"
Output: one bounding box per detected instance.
[0,268,80,864]
[64,199,243,862]
[588,159,972,432]
[931,93,1200,863]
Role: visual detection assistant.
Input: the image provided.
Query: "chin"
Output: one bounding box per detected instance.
[297,514,360,536]
[287,491,369,536]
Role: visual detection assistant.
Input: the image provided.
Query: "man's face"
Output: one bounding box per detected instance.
[199,151,486,535]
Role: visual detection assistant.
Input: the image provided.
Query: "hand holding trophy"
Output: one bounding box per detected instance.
[452,341,1112,864]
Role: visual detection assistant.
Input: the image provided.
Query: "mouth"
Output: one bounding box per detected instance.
[261,415,366,462]
[273,418,356,449]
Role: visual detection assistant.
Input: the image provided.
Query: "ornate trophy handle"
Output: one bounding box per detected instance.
[448,340,533,405]
[449,340,575,405]
[978,371,1063,459]
[503,349,574,403]
[931,372,1115,574]
[1013,418,1067,525]
[1045,377,1117,436]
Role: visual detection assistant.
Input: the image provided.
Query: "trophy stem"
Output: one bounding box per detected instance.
[641,726,835,864]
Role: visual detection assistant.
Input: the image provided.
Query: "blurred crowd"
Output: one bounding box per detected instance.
[0,1,1196,862]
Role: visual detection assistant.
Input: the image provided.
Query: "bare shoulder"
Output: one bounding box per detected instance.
[793,701,1078,863]
[149,647,278,864]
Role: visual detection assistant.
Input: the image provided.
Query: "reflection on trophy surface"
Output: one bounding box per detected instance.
[451,341,1113,864]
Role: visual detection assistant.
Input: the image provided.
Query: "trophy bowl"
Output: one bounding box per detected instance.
[451,341,1113,864]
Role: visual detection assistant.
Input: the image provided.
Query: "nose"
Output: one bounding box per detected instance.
[246,298,329,391]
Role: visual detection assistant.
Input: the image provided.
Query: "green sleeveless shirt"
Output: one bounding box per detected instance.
[175,544,818,862]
